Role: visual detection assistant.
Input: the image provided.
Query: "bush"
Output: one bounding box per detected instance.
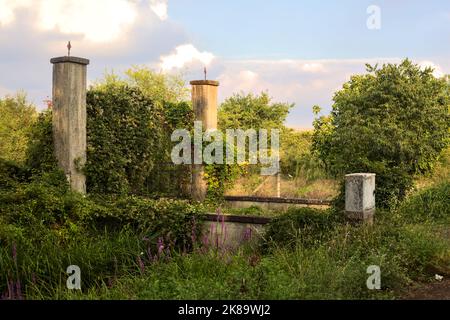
[313,59,450,209]
[396,181,450,223]
[0,93,37,163]
[263,207,341,249]
[0,176,205,299]
[25,110,57,172]
[0,159,32,190]
[86,84,165,195]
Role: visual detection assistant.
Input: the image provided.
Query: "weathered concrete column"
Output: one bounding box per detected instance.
[190,80,219,201]
[345,173,376,224]
[50,56,89,194]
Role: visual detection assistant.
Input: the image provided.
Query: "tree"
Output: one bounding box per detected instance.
[85,83,165,194]
[94,66,189,108]
[218,92,293,130]
[313,59,450,208]
[0,93,37,163]
[88,67,193,196]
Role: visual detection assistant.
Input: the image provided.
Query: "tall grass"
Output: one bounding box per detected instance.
[0,173,448,300]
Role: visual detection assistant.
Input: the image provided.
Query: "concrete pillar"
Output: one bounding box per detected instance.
[190,80,219,201]
[345,173,376,224]
[50,56,89,194]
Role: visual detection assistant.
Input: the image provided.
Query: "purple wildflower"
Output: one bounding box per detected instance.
[157,237,165,255]
[243,227,253,242]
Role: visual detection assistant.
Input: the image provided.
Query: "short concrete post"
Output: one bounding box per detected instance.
[50,56,89,194]
[345,173,376,224]
[190,80,219,201]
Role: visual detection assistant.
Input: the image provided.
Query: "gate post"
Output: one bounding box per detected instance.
[190,80,219,201]
[50,56,89,194]
[345,173,376,224]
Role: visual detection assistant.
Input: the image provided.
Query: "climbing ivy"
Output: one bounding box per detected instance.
[85,83,165,194]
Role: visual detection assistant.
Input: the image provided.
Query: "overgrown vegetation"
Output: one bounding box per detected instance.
[0,93,37,163]
[0,62,448,300]
[0,165,205,299]
[313,59,450,209]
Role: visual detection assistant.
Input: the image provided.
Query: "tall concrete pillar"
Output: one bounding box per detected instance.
[345,173,376,224]
[50,56,89,194]
[190,80,219,201]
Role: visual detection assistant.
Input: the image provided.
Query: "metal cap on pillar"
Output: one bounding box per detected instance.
[50,44,89,194]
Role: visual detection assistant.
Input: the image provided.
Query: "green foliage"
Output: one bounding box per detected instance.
[0,158,32,190]
[396,181,450,224]
[280,128,327,180]
[204,163,245,203]
[25,110,58,172]
[164,101,194,129]
[144,100,193,197]
[212,92,293,199]
[86,83,165,194]
[85,195,205,247]
[49,220,448,300]
[0,93,37,163]
[95,67,189,108]
[264,208,340,249]
[88,68,193,197]
[313,59,450,208]
[0,174,205,299]
[219,92,293,130]
[0,171,448,299]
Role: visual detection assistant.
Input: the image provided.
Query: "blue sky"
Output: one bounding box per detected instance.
[0,0,449,128]
[170,0,450,59]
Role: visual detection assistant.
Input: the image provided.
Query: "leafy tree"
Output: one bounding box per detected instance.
[95,66,189,108]
[86,83,165,194]
[0,93,37,163]
[313,59,450,208]
[280,128,326,180]
[25,110,58,172]
[89,68,193,196]
[219,92,293,130]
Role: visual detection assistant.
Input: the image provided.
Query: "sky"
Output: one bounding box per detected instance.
[0,0,449,129]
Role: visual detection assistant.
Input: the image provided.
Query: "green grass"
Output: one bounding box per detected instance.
[0,174,448,300]
[39,220,449,300]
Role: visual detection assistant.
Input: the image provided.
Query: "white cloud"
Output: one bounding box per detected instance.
[149,0,168,21]
[160,44,214,71]
[0,0,31,25]
[300,62,325,73]
[0,0,139,43]
[418,60,445,78]
[38,0,138,43]
[214,58,404,128]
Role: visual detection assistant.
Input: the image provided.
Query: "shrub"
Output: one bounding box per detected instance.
[86,84,165,194]
[0,93,37,163]
[0,175,205,299]
[263,207,340,249]
[313,59,450,209]
[396,181,450,223]
[25,110,57,172]
[0,159,32,190]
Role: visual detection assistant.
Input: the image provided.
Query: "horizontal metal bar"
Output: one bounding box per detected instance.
[224,196,332,206]
[204,213,272,225]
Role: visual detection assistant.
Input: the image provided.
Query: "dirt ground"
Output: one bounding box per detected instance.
[402,279,450,300]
